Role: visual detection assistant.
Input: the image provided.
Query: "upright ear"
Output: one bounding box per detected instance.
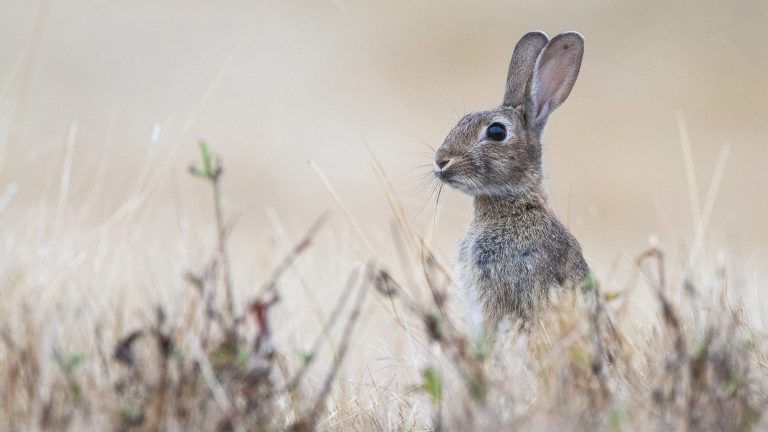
[502,31,549,108]
[526,32,584,128]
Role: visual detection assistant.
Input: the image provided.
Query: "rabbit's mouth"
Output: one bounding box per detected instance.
[433,159,488,195]
[437,170,530,197]
[436,172,482,195]
[433,167,458,186]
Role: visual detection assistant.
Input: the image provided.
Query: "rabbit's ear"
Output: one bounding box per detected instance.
[526,32,584,128]
[502,31,549,108]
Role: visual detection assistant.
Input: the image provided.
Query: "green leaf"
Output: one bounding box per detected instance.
[609,408,627,431]
[69,381,82,402]
[172,347,185,360]
[726,376,744,396]
[422,367,443,405]
[299,351,313,365]
[66,353,85,371]
[583,274,600,293]
[210,344,237,368]
[692,336,710,359]
[570,345,590,367]
[468,377,487,404]
[471,329,490,361]
[121,404,145,426]
[199,141,214,177]
[236,345,250,367]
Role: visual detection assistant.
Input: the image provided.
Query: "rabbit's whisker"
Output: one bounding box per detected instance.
[403,164,434,175]
[407,172,440,195]
[430,183,443,243]
[413,179,440,217]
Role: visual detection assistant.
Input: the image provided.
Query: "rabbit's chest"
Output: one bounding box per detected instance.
[460,222,556,288]
[471,236,530,272]
[455,210,580,325]
[470,233,542,277]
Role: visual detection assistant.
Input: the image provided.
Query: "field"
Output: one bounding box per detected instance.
[1,1,767,431]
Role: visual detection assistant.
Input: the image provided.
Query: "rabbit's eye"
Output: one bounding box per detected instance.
[486,123,507,141]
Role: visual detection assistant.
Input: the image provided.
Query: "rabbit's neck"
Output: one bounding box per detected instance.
[473,190,548,221]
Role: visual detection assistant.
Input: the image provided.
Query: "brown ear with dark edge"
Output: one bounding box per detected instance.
[526,32,584,128]
[502,31,549,108]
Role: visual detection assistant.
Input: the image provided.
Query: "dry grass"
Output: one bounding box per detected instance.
[0,143,766,432]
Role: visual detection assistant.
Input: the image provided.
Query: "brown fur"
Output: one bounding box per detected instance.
[434,31,589,332]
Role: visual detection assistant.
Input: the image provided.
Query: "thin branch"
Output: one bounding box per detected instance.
[636,247,686,364]
[308,160,376,255]
[677,112,702,230]
[187,335,233,414]
[211,156,236,318]
[685,144,730,278]
[283,264,363,392]
[302,264,371,428]
[260,209,334,300]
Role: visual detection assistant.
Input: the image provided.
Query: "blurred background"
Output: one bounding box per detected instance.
[1,0,767,315]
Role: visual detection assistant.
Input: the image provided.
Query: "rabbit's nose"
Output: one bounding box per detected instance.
[435,158,454,172]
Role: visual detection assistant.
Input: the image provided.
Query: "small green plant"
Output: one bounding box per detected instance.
[422,367,443,404]
[189,141,236,319]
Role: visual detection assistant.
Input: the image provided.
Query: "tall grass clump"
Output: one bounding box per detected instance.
[0,143,766,431]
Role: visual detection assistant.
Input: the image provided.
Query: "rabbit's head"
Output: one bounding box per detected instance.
[434,31,584,197]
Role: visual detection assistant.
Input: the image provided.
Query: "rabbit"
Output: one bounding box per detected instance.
[433,31,590,334]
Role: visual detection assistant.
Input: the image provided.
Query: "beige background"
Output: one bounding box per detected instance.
[1,1,767,316]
